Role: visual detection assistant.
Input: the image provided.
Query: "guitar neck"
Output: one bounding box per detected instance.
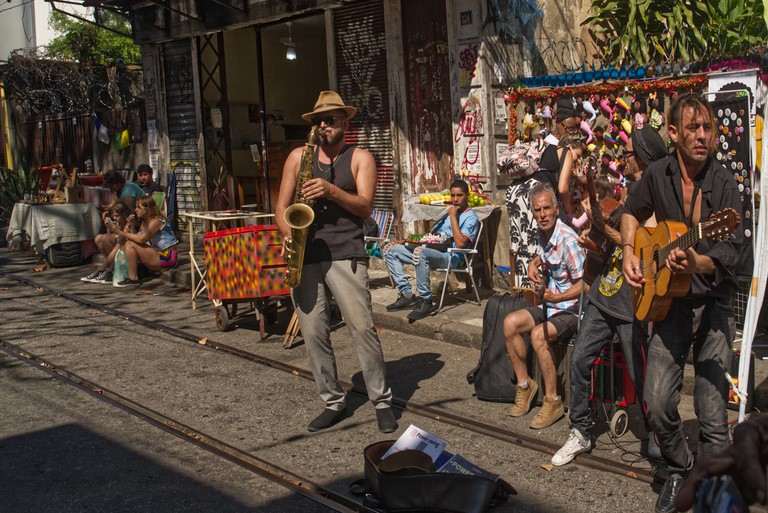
[658,223,701,262]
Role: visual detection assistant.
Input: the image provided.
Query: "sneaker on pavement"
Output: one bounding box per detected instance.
[387,293,418,312]
[507,380,539,417]
[530,396,564,429]
[407,299,433,320]
[95,270,113,284]
[81,269,103,282]
[552,428,591,466]
[655,473,684,513]
[114,277,141,287]
[647,431,662,459]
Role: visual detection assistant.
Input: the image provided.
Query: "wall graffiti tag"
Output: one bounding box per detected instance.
[458,43,479,86]
[454,96,484,176]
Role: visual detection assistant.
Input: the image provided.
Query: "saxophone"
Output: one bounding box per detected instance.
[283,126,319,288]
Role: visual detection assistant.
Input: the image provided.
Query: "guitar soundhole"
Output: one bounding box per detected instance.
[652,248,660,275]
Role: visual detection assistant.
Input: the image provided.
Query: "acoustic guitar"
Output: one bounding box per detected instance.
[581,169,621,284]
[632,208,740,322]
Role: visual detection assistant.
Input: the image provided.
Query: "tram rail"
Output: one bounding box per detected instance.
[1,271,656,486]
[0,338,378,513]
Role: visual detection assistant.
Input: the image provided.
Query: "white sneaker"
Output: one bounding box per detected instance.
[551,428,591,466]
[647,432,662,459]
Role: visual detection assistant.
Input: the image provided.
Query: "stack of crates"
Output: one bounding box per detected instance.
[203,225,289,301]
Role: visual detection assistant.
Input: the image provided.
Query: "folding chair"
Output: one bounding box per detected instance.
[152,190,167,214]
[365,209,394,287]
[365,209,393,256]
[433,222,484,313]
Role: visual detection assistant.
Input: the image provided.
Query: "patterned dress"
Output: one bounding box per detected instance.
[505,176,539,288]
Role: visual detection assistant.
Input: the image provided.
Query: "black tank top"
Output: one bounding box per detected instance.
[304,144,367,264]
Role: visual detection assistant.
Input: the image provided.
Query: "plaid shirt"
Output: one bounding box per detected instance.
[537,218,585,315]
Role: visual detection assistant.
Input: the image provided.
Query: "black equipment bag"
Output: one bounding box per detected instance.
[467,292,531,402]
[46,242,85,267]
[361,440,515,513]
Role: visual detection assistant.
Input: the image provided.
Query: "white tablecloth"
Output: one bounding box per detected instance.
[6,202,104,252]
[402,202,497,222]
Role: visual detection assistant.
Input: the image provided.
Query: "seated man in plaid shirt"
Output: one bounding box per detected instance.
[502,181,586,430]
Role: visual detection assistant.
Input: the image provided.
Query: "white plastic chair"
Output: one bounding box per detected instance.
[433,222,484,313]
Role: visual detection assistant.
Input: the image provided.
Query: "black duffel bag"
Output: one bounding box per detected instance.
[360,440,515,513]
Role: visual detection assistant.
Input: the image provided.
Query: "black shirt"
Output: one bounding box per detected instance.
[588,202,634,322]
[136,181,163,195]
[304,144,367,264]
[624,153,743,299]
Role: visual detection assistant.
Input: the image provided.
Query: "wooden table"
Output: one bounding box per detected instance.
[179,210,274,309]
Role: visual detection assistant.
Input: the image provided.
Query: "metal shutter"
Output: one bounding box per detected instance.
[163,39,203,216]
[333,0,393,211]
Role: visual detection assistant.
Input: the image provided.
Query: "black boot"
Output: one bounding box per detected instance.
[375,407,398,433]
[308,408,346,432]
[407,299,433,320]
[655,473,684,513]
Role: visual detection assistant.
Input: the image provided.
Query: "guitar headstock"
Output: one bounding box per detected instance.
[701,208,741,240]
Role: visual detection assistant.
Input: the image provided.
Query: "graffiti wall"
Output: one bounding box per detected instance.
[402,0,453,193]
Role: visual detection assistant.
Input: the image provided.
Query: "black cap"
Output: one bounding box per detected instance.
[631,126,667,164]
[555,98,577,122]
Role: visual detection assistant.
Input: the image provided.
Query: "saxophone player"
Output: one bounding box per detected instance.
[275,91,397,434]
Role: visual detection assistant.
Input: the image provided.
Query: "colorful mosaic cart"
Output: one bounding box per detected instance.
[203,225,289,336]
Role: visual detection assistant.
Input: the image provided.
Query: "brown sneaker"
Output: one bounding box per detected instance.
[507,380,539,417]
[530,396,564,429]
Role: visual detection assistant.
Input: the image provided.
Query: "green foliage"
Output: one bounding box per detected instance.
[583,0,767,66]
[45,10,141,66]
[0,164,40,224]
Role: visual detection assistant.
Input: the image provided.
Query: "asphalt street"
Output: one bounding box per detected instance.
[0,249,746,513]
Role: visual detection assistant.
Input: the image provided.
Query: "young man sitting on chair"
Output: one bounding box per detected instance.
[503,181,586,429]
[384,179,480,321]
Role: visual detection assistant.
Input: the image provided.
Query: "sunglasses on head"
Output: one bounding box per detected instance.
[310,115,343,127]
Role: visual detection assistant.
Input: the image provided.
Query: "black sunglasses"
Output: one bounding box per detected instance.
[310,115,344,127]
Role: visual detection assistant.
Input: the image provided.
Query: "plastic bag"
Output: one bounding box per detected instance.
[496,139,549,180]
[113,247,129,286]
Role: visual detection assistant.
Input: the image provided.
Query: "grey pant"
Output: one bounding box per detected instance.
[644,298,732,474]
[291,258,393,411]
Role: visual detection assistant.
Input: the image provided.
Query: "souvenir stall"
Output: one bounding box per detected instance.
[500,75,709,289]
[499,68,766,422]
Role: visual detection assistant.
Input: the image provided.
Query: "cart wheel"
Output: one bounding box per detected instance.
[215,306,233,332]
[610,409,629,438]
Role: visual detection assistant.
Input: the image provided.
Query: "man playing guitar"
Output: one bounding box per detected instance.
[552,126,668,468]
[620,93,744,513]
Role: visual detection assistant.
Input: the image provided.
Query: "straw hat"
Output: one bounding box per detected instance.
[302,91,357,122]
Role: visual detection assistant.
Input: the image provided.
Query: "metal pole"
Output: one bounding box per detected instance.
[255,28,271,213]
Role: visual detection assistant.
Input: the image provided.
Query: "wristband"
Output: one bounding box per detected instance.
[623,243,634,250]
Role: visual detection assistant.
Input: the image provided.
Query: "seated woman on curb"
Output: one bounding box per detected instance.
[106,195,178,287]
[81,202,136,283]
